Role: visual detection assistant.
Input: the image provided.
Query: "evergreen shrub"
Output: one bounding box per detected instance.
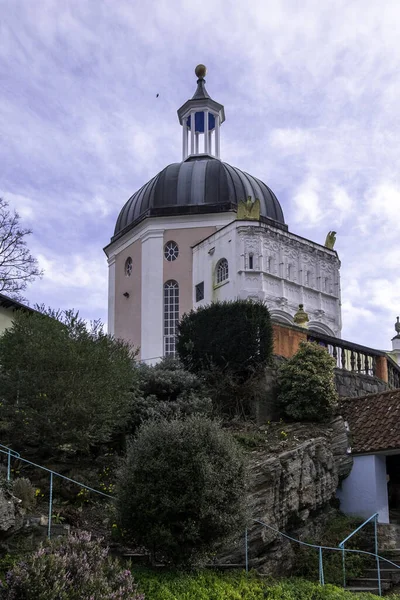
[116,417,247,566]
[129,358,212,433]
[176,300,273,378]
[0,530,144,599]
[0,309,136,455]
[277,342,338,422]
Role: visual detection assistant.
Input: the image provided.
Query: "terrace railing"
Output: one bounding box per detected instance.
[387,355,400,389]
[307,331,400,388]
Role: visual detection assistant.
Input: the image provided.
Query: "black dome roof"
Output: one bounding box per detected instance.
[113,156,285,240]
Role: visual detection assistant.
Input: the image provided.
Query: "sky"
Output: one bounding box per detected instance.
[1,0,400,350]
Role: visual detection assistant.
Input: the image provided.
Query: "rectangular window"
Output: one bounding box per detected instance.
[195,282,204,302]
[164,280,179,357]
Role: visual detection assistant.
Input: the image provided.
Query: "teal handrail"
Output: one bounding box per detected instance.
[0,444,115,539]
[248,518,400,596]
[338,513,380,595]
[0,443,20,481]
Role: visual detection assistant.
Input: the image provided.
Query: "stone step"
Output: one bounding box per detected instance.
[364,568,400,580]
[345,587,380,594]
[346,578,392,590]
[204,563,247,570]
[120,553,151,565]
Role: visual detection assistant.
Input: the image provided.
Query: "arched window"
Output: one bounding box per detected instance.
[287,263,293,280]
[164,280,179,357]
[248,253,254,270]
[125,257,133,277]
[216,258,229,284]
[267,256,274,273]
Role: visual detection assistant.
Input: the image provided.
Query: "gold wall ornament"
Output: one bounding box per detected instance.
[294,304,309,328]
[324,231,337,249]
[236,196,261,221]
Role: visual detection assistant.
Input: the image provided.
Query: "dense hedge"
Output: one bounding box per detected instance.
[134,570,386,600]
[176,300,273,378]
[0,309,136,454]
[116,417,247,566]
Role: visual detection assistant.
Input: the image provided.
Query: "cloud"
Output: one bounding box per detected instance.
[292,176,322,225]
[1,0,400,351]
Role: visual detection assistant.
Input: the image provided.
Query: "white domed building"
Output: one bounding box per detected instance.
[104,66,342,362]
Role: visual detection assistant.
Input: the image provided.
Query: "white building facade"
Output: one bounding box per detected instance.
[193,220,341,336]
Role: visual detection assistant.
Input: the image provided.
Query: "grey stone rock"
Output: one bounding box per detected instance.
[218,418,352,575]
[0,486,23,538]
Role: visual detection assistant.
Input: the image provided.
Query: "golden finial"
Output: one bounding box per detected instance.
[195,64,207,79]
[294,304,309,329]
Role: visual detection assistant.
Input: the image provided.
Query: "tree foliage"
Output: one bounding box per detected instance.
[176,300,273,378]
[129,357,212,433]
[0,197,42,300]
[0,308,136,454]
[116,416,247,566]
[277,341,338,422]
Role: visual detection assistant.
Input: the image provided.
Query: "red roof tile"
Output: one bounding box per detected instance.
[340,389,400,454]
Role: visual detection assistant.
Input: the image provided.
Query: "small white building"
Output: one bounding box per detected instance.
[104,65,342,362]
[338,390,400,524]
[0,293,34,336]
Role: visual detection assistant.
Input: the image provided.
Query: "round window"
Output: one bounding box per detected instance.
[164,241,179,262]
[125,257,133,276]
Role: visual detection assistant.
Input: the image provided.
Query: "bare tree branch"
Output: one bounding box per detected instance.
[0,198,43,301]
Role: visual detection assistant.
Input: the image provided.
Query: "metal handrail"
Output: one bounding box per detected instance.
[339,513,378,548]
[0,444,115,539]
[338,512,380,595]
[246,517,400,596]
[0,443,20,481]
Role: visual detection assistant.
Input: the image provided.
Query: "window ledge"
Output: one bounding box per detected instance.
[214,279,230,290]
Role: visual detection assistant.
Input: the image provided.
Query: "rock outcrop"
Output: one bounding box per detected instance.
[219,417,352,574]
[0,485,23,538]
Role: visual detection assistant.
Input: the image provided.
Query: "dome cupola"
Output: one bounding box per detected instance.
[111,66,285,242]
[177,65,225,159]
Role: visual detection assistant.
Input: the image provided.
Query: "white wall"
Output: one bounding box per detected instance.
[193,224,239,306]
[140,229,164,363]
[193,220,342,336]
[0,306,14,336]
[337,454,389,524]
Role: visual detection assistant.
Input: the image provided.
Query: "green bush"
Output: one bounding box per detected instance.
[129,358,212,433]
[176,300,273,379]
[0,530,144,599]
[277,342,338,422]
[133,570,383,600]
[116,417,247,566]
[0,309,137,455]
